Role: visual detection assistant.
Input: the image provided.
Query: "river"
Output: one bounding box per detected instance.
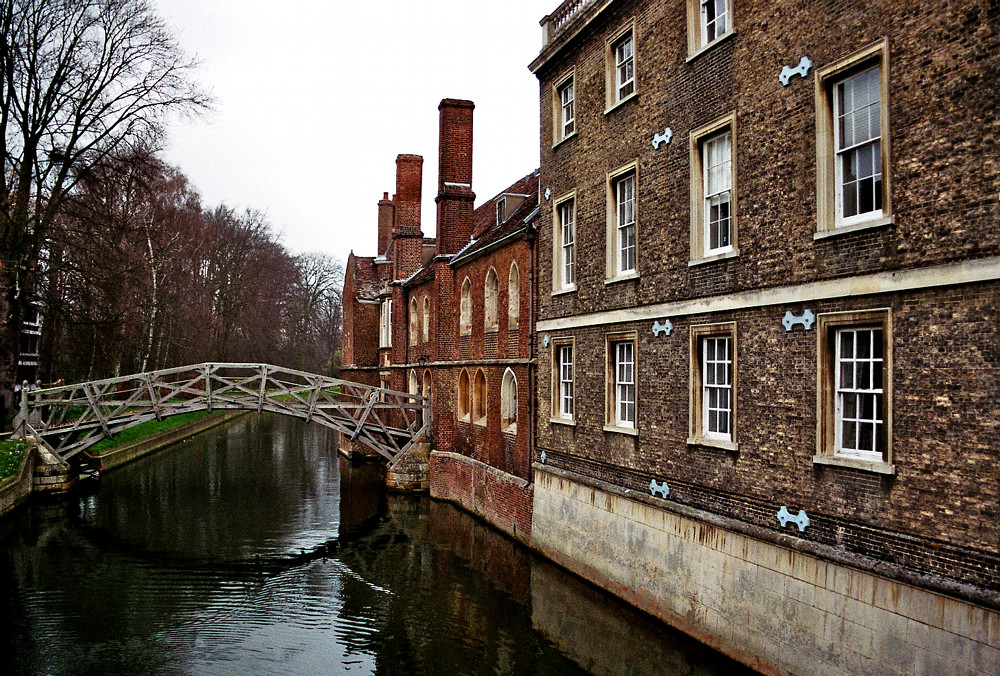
[0,414,752,675]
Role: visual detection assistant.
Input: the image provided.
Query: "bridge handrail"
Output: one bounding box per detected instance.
[17,363,429,463]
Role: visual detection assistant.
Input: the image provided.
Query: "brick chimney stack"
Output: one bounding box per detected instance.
[435,99,476,257]
[394,154,423,239]
[377,191,394,256]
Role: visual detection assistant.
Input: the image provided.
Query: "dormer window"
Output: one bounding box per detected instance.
[496,197,506,224]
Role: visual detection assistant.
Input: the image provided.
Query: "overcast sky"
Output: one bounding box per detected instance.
[154,0,546,264]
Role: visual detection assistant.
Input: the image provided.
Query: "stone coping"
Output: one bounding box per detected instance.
[0,444,37,518]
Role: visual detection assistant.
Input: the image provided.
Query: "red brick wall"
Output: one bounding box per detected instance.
[430,450,533,543]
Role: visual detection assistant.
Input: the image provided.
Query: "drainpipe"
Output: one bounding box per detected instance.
[523,216,538,485]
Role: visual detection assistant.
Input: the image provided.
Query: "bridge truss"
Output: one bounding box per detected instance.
[15,363,428,465]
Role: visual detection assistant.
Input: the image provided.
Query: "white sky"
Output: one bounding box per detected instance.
[153,0,546,264]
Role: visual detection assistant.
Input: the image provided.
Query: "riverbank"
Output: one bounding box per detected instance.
[85,410,248,471]
[0,411,248,520]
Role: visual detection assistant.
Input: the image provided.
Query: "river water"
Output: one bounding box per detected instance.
[0,414,751,675]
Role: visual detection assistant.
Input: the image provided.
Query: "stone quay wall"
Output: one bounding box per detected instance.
[531,465,1000,676]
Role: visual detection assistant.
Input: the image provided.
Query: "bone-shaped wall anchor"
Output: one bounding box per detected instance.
[542,334,550,347]
[652,127,674,149]
[544,187,552,201]
[777,506,810,532]
[782,309,815,332]
[652,319,674,337]
[540,450,547,464]
[780,56,813,86]
[650,479,670,499]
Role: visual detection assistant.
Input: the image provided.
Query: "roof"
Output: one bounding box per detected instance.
[349,253,379,300]
[456,169,540,263]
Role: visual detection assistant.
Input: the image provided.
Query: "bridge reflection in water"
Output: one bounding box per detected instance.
[0,414,749,675]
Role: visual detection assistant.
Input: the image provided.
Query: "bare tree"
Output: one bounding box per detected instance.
[0,0,210,426]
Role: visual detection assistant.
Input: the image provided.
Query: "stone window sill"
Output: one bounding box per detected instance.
[550,417,576,427]
[604,424,638,437]
[687,436,739,452]
[814,215,894,240]
[689,248,740,267]
[552,285,577,297]
[813,454,896,475]
[605,272,639,285]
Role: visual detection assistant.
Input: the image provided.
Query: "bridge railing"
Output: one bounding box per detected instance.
[16,363,428,463]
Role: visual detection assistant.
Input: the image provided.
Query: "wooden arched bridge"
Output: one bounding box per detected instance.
[14,363,428,466]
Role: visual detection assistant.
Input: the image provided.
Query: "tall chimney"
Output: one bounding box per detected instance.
[436,99,476,256]
[394,154,423,238]
[377,192,394,256]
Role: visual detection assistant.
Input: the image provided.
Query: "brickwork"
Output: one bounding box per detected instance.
[529,0,1000,649]
[340,97,540,493]
[430,450,533,544]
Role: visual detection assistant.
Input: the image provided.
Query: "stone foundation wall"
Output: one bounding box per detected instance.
[429,450,533,543]
[0,446,36,517]
[532,466,1000,676]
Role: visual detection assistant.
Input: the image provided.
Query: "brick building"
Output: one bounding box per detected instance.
[528,0,999,673]
[341,100,539,527]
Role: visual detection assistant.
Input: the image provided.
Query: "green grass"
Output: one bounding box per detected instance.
[0,440,27,480]
[88,411,213,453]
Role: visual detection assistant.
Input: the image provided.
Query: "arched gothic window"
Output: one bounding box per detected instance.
[457,369,471,421]
[422,296,430,343]
[473,369,487,423]
[460,278,472,335]
[485,268,499,332]
[508,262,520,328]
[409,297,418,346]
[501,368,517,430]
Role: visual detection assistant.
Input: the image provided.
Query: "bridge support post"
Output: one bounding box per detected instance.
[17,382,28,439]
[385,439,431,492]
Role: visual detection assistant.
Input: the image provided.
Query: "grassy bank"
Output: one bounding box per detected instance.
[88,411,213,453]
[0,440,27,480]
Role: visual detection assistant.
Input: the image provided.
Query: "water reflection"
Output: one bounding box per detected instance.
[0,414,749,675]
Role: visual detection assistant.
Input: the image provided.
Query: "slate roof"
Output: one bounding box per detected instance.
[456,169,540,264]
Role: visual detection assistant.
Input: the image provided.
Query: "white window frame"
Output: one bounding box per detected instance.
[689,114,737,263]
[614,341,636,429]
[815,309,894,473]
[605,332,637,433]
[833,66,884,228]
[555,195,576,291]
[702,130,733,256]
[614,32,634,102]
[606,163,638,280]
[815,41,892,237]
[701,335,733,441]
[550,339,575,423]
[700,0,730,47]
[834,326,885,460]
[605,23,637,111]
[496,197,506,225]
[559,78,575,140]
[689,322,738,450]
